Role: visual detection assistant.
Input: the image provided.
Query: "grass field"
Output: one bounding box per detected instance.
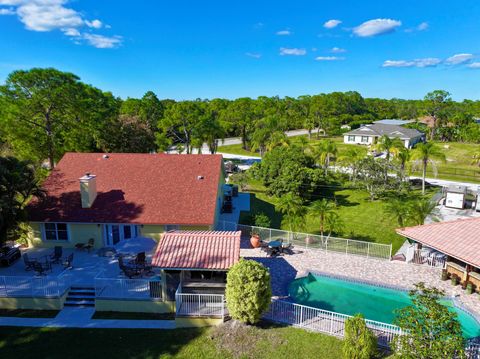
[0,323,346,359]
[239,178,435,253]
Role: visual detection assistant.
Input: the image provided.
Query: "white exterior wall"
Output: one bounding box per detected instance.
[343,134,376,145]
[445,192,465,209]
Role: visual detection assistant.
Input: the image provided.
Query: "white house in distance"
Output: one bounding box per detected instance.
[343,122,425,148]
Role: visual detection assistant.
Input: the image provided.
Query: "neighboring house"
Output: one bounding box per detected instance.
[397,217,480,293]
[26,152,226,249]
[343,123,425,148]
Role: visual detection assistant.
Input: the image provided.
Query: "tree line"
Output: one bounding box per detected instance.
[1,68,480,168]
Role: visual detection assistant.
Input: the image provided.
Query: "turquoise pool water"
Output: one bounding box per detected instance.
[288,273,480,339]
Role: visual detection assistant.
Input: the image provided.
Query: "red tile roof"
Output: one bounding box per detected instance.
[27,152,223,225]
[396,217,480,268]
[152,231,241,270]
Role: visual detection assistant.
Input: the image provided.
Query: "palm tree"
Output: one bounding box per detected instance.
[396,148,411,180]
[338,147,365,181]
[409,197,437,225]
[314,140,338,175]
[324,212,344,238]
[275,193,306,233]
[411,142,446,194]
[374,135,404,161]
[385,198,410,228]
[310,198,337,237]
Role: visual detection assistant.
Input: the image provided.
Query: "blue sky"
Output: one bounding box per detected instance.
[1,0,480,100]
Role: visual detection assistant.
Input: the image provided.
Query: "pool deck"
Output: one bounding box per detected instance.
[240,238,480,320]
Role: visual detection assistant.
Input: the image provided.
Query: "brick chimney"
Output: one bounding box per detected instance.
[79,173,97,208]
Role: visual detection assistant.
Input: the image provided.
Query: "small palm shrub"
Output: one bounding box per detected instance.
[342,314,377,359]
[226,259,272,324]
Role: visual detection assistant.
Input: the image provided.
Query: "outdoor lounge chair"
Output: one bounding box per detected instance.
[75,238,95,252]
[49,246,63,264]
[118,256,141,279]
[33,260,52,275]
[23,253,37,271]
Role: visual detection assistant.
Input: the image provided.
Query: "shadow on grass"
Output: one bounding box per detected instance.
[0,327,214,359]
[239,193,283,228]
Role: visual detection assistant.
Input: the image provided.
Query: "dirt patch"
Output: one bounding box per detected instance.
[210,320,285,358]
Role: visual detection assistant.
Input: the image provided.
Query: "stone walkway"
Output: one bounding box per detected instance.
[240,238,480,319]
[0,307,176,329]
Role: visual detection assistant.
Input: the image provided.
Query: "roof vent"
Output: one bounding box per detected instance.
[102,154,109,159]
[197,175,204,180]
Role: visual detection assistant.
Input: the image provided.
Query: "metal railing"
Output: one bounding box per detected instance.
[405,245,446,268]
[175,284,225,317]
[264,299,402,348]
[0,273,69,298]
[236,224,392,260]
[95,277,162,300]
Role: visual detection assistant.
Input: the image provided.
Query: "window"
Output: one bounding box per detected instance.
[348,135,355,142]
[123,225,132,239]
[361,136,369,143]
[44,223,69,241]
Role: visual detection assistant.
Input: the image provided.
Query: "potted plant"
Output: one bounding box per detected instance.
[441,269,449,281]
[250,230,261,248]
[466,282,474,295]
[451,274,459,286]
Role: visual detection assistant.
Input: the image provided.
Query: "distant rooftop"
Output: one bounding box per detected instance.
[374,119,415,126]
[345,123,424,139]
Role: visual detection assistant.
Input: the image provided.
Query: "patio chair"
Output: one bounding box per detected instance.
[23,253,37,271]
[118,255,141,278]
[133,252,154,275]
[33,260,52,276]
[49,246,63,264]
[63,253,74,269]
[84,238,95,253]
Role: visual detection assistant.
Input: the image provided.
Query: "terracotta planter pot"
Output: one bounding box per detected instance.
[250,234,261,248]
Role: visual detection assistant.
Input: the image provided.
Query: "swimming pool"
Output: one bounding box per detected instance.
[288,273,480,339]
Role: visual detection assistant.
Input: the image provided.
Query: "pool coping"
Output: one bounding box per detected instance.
[293,269,480,328]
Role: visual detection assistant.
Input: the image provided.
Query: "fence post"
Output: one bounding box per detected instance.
[345,239,349,255]
[300,305,304,326]
[198,294,201,317]
[269,228,272,241]
[329,313,334,334]
[367,242,370,259]
[389,244,393,260]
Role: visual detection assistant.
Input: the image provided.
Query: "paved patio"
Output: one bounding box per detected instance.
[240,238,480,319]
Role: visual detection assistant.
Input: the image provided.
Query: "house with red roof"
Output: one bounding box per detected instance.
[26,152,226,249]
[397,217,480,293]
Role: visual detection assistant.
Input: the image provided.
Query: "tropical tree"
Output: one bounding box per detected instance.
[392,283,465,359]
[343,314,377,359]
[423,90,452,140]
[225,259,271,324]
[409,197,437,225]
[324,212,344,238]
[337,147,365,181]
[411,142,446,194]
[310,198,337,237]
[374,135,404,161]
[314,140,338,175]
[275,193,306,232]
[385,197,411,228]
[0,157,45,242]
[396,147,411,180]
[250,115,287,156]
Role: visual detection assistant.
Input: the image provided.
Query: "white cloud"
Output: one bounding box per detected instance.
[353,18,401,37]
[467,62,480,69]
[276,29,291,36]
[245,52,261,59]
[1,0,121,48]
[330,47,346,53]
[82,33,122,48]
[279,47,306,56]
[445,53,474,65]
[85,19,102,29]
[417,22,429,31]
[382,58,441,68]
[323,19,341,29]
[0,7,15,15]
[315,56,344,61]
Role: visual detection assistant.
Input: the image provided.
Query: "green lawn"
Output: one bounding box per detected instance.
[238,178,434,252]
[0,324,345,359]
[217,143,261,157]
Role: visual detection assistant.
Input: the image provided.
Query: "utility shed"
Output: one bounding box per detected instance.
[445,185,468,209]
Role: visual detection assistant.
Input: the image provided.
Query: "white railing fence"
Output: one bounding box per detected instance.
[175,285,225,317]
[95,277,162,300]
[466,343,480,359]
[264,299,402,348]
[236,224,392,260]
[0,274,69,298]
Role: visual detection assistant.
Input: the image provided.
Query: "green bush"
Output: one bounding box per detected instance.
[342,314,377,359]
[254,212,271,228]
[225,259,272,324]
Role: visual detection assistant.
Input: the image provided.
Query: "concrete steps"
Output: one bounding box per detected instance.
[64,286,95,307]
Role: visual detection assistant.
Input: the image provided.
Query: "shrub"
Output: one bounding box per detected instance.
[226,259,272,324]
[342,314,377,359]
[451,275,459,286]
[253,212,271,228]
[441,269,449,281]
